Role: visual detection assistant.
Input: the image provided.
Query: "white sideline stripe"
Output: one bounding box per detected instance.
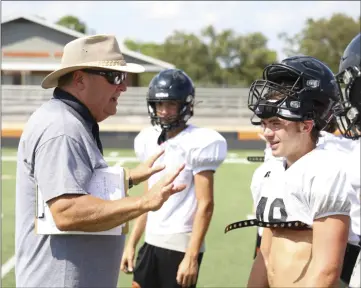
[2,255,15,278]
[109,152,119,157]
[247,214,256,220]
[2,175,14,180]
[1,156,255,164]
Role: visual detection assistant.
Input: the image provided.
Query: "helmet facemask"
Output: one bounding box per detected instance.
[335,66,361,139]
[147,96,194,132]
[248,64,336,131]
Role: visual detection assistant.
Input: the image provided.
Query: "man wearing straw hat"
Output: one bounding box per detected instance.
[15,34,186,287]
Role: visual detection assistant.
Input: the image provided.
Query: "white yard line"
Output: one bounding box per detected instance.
[1,255,15,278]
[1,175,14,180]
[108,152,119,157]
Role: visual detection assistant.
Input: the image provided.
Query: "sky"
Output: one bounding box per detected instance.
[2,1,360,60]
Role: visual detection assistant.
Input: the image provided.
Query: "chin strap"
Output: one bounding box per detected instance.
[157,128,168,145]
[156,119,187,145]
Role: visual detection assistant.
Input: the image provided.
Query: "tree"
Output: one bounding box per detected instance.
[237,33,278,86]
[162,30,221,85]
[123,39,164,59]
[279,13,360,73]
[201,26,278,86]
[56,15,87,34]
[123,39,168,86]
[123,25,278,87]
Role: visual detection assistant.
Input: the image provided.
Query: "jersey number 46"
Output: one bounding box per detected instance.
[256,197,288,222]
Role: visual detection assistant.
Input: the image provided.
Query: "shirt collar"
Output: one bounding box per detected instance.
[53,87,96,127]
[52,87,104,155]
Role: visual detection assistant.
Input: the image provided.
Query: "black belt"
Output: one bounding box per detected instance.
[225,218,311,234]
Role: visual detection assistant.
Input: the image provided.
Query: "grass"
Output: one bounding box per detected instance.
[1,149,263,287]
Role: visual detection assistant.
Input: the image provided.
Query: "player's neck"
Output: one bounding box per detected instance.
[285,141,316,168]
[166,124,187,139]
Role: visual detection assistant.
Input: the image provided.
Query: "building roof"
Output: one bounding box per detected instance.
[2,14,175,70]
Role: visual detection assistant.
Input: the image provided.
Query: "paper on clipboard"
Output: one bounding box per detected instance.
[35,166,128,235]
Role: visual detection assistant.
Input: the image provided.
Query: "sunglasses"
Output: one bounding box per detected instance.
[82,69,127,85]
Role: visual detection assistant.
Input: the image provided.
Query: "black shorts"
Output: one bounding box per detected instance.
[341,242,361,285]
[132,242,204,288]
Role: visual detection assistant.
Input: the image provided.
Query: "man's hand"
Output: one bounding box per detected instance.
[176,255,199,288]
[140,163,186,211]
[120,244,136,274]
[130,149,165,185]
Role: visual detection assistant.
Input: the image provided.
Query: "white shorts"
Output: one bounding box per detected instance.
[349,251,360,288]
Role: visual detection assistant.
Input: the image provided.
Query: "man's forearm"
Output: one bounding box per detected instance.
[51,194,148,232]
[185,202,214,258]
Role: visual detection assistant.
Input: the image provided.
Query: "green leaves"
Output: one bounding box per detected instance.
[123,25,277,87]
[56,15,87,34]
[279,13,360,73]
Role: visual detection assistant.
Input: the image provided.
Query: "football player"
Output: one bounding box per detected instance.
[334,33,361,288]
[120,69,227,288]
[251,118,348,260]
[225,56,353,287]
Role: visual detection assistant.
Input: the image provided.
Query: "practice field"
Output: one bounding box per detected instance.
[2,148,263,287]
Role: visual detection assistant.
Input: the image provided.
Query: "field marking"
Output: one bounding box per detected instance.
[1,255,15,279]
[1,155,257,165]
[2,175,14,180]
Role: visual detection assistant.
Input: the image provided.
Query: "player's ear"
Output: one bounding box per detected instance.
[300,120,314,133]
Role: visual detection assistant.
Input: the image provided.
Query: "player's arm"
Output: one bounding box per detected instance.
[185,170,215,258]
[185,138,227,259]
[247,227,271,288]
[125,181,149,247]
[127,131,151,243]
[306,214,349,287]
[120,181,149,273]
[305,165,352,287]
[177,136,227,287]
[177,169,215,287]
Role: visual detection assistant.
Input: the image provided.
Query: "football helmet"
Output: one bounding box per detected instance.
[248,56,340,130]
[334,33,361,139]
[147,69,195,132]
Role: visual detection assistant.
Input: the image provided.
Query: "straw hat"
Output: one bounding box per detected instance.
[41,34,145,89]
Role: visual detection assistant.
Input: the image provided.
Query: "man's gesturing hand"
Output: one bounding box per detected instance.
[130,149,165,185]
[141,163,187,211]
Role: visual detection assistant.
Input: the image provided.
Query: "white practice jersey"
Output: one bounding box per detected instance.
[260,132,360,245]
[346,140,361,244]
[134,124,227,238]
[251,146,352,228]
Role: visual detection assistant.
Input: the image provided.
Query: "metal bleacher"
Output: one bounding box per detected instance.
[2,85,255,131]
